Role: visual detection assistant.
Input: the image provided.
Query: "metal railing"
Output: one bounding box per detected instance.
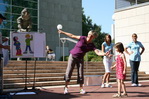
[60,37,77,61]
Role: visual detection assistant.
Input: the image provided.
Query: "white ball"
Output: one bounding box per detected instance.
[57,24,63,30]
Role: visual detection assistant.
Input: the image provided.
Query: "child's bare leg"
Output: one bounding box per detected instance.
[117,79,121,95]
[121,80,127,94]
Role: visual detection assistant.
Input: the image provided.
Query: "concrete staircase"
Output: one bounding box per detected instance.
[2,60,149,92]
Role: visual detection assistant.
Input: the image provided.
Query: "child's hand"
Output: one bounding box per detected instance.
[105,51,110,56]
[111,66,115,70]
[108,54,113,58]
[123,70,126,74]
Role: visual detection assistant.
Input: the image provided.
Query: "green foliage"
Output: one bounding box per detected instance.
[82,8,107,61]
[91,56,103,62]
[59,56,69,61]
[82,8,107,49]
[84,51,103,62]
[59,53,103,62]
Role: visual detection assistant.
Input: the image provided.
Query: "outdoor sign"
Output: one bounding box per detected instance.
[10,32,46,58]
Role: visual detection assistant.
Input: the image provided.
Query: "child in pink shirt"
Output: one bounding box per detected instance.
[111,42,128,98]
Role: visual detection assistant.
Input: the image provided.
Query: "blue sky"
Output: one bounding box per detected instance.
[82,0,115,35]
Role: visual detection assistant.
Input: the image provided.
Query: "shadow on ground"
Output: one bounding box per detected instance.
[12,89,80,99]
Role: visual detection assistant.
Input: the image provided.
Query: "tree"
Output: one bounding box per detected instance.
[82,8,107,49]
[82,8,108,61]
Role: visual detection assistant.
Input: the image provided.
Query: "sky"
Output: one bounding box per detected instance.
[82,0,115,35]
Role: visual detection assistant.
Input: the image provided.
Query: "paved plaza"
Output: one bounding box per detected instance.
[12,80,149,99]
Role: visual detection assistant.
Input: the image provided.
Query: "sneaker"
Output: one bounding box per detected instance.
[23,52,27,54]
[137,84,142,87]
[112,93,121,98]
[64,87,69,94]
[121,93,128,97]
[101,84,105,88]
[105,83,112,88]
[30,51,34,54]
[80,89,86,94]
[131,83,137,87]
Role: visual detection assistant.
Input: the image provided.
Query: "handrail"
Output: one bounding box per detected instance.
[60,37,77,43]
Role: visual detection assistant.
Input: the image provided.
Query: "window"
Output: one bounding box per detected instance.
[115,0,149,9]
[0,0,38,37]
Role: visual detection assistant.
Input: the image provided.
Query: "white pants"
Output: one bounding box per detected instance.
[103,56,113,73]
[2,41,9,66]
[47,53,55,60]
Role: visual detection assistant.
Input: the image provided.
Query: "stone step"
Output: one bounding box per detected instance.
[2,60,149,92]
[3,66,132,70]
[2,71,146,79]
[3,68,132,74]
[3,74,149,84]
[8,61,104,66]
[5,63,105,67]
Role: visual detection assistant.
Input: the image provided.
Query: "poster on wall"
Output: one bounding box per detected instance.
[10,32,46,58]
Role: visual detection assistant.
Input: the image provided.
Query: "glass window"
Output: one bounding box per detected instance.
[12,6,23,14]
[32,17,37,24]
[32,24,37,32]
[0,0,38,37]
[30,9,37,16]
[12,0,26,7]
[115,0,149,9]
[0,0,11,4]
[0,29,10,36]
[137,0,149,4]
[11,21,18,30]
[0,4,10,12]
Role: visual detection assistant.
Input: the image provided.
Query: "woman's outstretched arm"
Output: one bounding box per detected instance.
[58,30,80,40]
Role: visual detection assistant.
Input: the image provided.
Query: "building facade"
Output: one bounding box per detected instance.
[113,0,149,73]
[0,0,82,60]
[38,0,82,60]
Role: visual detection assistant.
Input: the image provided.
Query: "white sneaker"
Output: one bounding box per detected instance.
[137,84,142,87]
[105,83,112,88]
[131,83,137,87]
[80,89,86,94]
[101,84,105,88]
[64,87,69,94]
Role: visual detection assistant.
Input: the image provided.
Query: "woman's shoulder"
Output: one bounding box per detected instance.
[111,43,114,46]
[127,42,134,46]
[80,36,87,40]
[102,42,106,45]
[81,36,86,38]
[119,53,125,58]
